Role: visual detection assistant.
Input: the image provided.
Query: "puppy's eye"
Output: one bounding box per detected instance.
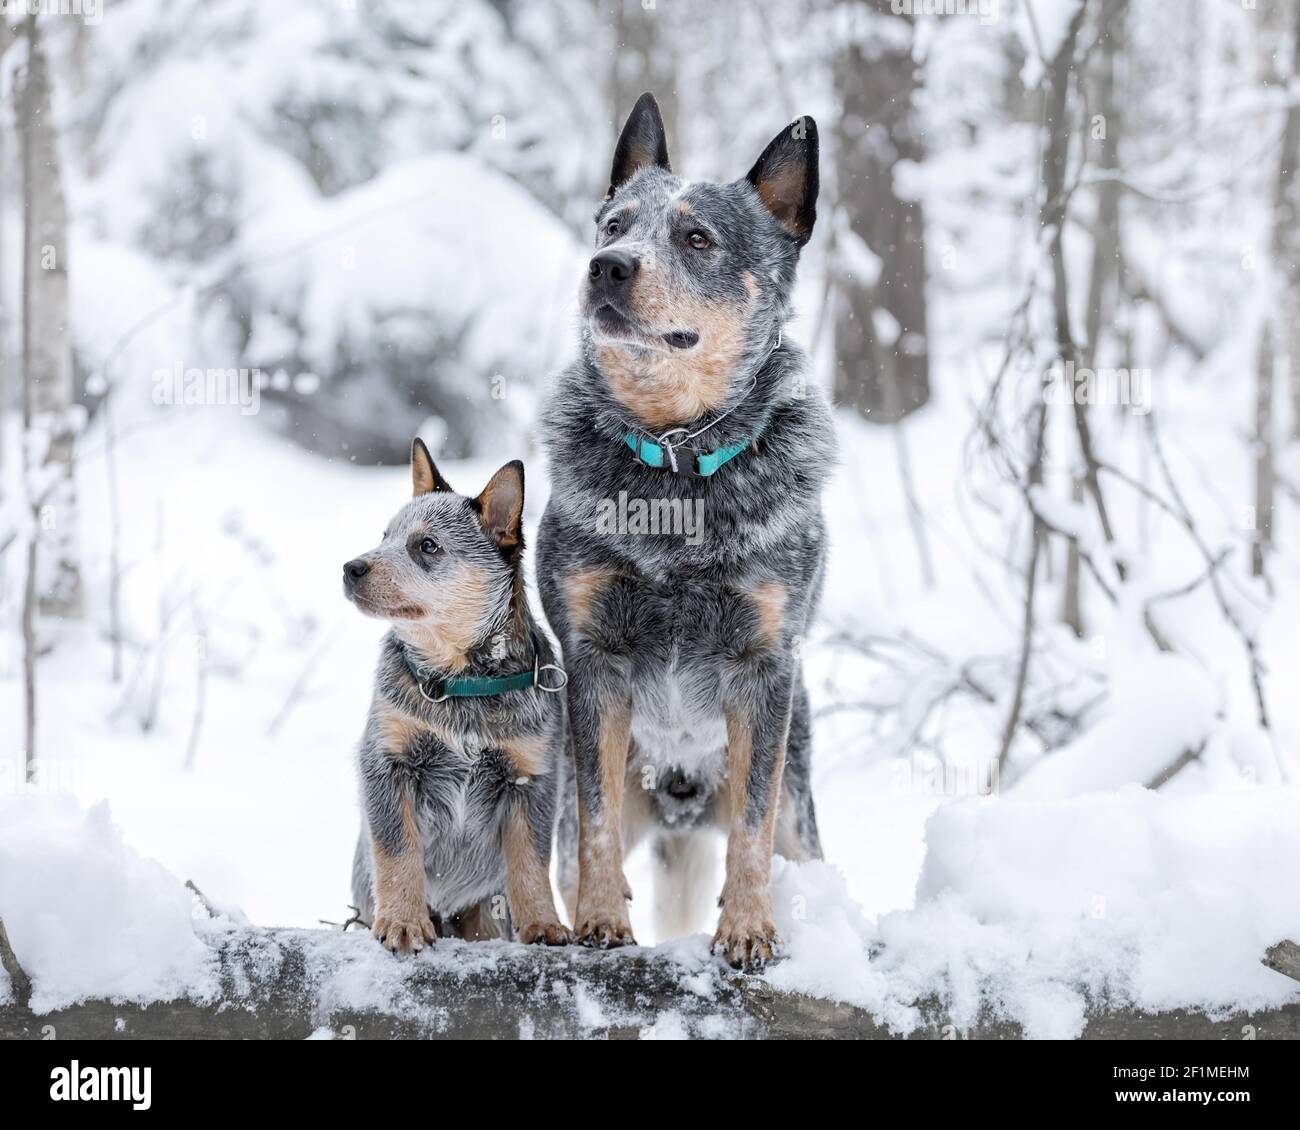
[687,231,711,250]
[419,537,438,556]
[606,218,621,236]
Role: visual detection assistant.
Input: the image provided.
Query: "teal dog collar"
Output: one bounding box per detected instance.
[400,631,567,703]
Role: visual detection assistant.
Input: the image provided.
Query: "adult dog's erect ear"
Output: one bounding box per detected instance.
[411,437,454,497]
[474,461,525,554]
[608,92,671,198]
[744,116,820,246]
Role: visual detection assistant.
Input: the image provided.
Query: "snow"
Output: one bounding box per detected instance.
[1013,653,1218,797]
[767,786,1300,1038]
[908,787,1300,1031]
[3,786,1294,1037]
[0,795,219,1013]
[639,1011,690,1040]
[1015,0,1084,87]
[235,152,586,402]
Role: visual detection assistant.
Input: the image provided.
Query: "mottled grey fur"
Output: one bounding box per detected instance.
[537,94,835,968]
[345,452,569,950]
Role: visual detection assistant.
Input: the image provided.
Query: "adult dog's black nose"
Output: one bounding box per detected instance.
[343,558,370,585]
[664,769,700,800]
[589,248,637,289]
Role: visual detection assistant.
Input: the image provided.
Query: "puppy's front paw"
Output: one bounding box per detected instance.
[574,909,636,949]
[518,920,575,946]
[711,911,782,973]
[372,911,437,954]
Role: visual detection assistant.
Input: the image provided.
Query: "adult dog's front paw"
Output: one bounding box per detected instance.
[574,908,636,949]
[518,920,575,946]
[372,911,437,954]
[711,910,782,973]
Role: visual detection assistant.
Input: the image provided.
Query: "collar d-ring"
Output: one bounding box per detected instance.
[534,662,569,693]
[414,667,449,704]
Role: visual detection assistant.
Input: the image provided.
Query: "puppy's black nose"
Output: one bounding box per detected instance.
[343,558,370,584]
[589,248,637,288]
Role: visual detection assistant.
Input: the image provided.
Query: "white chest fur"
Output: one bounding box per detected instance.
[629,665,728,785]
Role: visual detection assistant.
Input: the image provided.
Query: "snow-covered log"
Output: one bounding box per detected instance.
[3,927,1299,1040]
[1263,940,1300,986]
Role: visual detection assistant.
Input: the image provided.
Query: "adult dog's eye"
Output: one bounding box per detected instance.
[419,538,438,556]
[606,218,621,236]
[687,231,711,250]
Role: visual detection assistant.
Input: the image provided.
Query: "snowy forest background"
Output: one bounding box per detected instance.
[1,0,1299,1035]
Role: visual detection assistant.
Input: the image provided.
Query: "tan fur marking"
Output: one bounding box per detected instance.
[372,790,423,909]
[564,566,614,634]
[598,706,633,836]
[499,733,549,779]
[375,699,425,757]
[574,701,635,939]
[413,460,435,496]
[395,561,489,672]
[503,804,567,942]
[476,464,524,550]
[370,788,434,951]
[755,165,808,238]
[564,752,654,927]
[749,581,788,650]
[354,561,427,620]
[412,440,442,497]
[620,753,659,855]
[596,273,759,431]
[723,707,756,828]
[714,705,787,960]
[675,200,692,215]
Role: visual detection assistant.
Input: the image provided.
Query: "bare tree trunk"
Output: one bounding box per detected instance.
[1262,3,1300,568]
[833,2,930,423]
[1289,335,1300,442]
[0,44,10,520]
[1,28,21,770]
[1254,320,1276,577]
[610,0,678,150]
[22,537,36,781]
[20,14,81,618]
[1285,10,1300,442]
[0,21,18,506]
[1292,309,1300,442]
[1001,4,1087,777]
[1065,0,1126,635]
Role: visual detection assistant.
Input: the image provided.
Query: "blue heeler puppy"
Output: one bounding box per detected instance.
[345,441,572,952]
[537,94,834,970]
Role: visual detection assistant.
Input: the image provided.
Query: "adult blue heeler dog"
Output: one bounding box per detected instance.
[537,93,834,970]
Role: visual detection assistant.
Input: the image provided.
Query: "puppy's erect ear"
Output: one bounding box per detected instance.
[411,437,453,497]
[608,92,671,198]
[744,116,820,246]
[474,461,525,554]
